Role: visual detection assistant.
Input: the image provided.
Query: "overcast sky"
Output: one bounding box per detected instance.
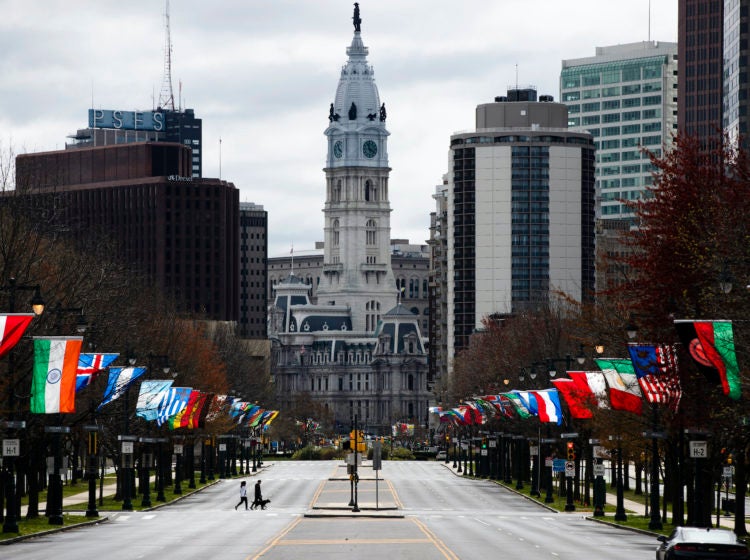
[0,0,678,257]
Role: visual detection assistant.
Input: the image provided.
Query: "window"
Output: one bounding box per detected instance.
[622,84,641,96]
[643,122,661,132]
[366,219,377,245]
[582,115,600,125]
[562,91,580,101]
[562,76,580,88]
[602,86,620,97]
[582,102,600,112]
[582,89,601,99]
[332,219,340,247]
[622,110,641,121]
[602,113,621,123]
[602,100,620,110]
[643,95,662,106]
[622,124,641,135]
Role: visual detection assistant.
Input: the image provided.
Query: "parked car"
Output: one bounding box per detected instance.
[435,450,446,460]
[656,527,749,560]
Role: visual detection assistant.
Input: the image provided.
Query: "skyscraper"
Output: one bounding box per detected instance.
[436,88,595,376]
[561,41,678,221]
[678,0,723,139]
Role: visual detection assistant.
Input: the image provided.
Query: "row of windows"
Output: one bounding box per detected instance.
[561,59,665,89]
[452,135,591,147]
[600,176,653,189]
[598,164,656,175]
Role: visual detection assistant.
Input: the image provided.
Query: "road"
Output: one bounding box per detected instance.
[7,460,660,560]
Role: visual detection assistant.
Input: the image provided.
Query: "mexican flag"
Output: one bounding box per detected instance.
[31,336,83,414]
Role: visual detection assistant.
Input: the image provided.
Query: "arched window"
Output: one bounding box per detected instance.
[332,219,340,247]
[366,219,377,245]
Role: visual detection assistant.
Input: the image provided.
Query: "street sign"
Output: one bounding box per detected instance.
[553,458,566,473]
[723,466,733,478]
[219,444,227,452]
[489,440,497,448]
[545,456,553,467]
[3,439,20,457]
[481,449,488,456]
[560,432,579,439]
[689,441,708,458]
[594,464,605,477]
[121,442,134,454]
[174,444,183,454]
[529,445,538,456]
[565,461,575,477]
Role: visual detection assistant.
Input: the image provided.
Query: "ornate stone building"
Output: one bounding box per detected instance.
[268,8,431,436]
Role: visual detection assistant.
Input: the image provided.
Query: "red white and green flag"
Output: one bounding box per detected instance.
[674,320,742,401]
[30,336,83,414]
[0,313,35,359]
[595,358,644,415]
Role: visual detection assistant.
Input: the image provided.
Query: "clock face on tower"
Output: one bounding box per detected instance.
[333,140,343,158]
[362,140,378,158]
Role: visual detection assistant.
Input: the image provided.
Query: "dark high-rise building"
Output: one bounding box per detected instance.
[15,141,239,322]
[678,0,724,138]
[239,202,268,338]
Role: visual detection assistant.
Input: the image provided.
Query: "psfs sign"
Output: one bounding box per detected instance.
[89,109,165,131]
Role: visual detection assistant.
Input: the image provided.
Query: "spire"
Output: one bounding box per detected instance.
[158,0,175,111]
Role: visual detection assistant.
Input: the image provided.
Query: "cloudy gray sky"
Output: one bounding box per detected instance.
[0,0,678,257]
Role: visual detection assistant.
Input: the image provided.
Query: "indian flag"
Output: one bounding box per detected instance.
[31,337,83,414]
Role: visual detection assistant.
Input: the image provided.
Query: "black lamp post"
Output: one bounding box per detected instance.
[644,406,665,530]
[84,424,100,517]
[119,435,137,511]
[610,435,627,521]
[1,278,44,533]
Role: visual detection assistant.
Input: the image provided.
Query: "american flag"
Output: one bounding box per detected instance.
[75,353,119,392]
[628,343,681,409]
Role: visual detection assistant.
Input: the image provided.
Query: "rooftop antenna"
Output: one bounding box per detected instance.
[219,137,222,180]
[290,243,295,276]
[158,0,176,111]
[648,0,652,43]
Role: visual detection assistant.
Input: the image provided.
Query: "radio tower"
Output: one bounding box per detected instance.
[158,0,176,111]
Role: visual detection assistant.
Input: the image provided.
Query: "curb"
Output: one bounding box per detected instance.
[0,515,110,546]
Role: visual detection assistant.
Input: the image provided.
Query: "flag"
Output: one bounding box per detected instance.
[136,380,173,421]
[484,394,515,419]
[503,392,532,418]
[186,392,210,429]
[568,371,609,409]
[197,393,215,428]
[0,314,34,359]
[30,336,83,414]
[552,378,593,419]
[170,390,201,429]
[97,366,147,410]
[596,358,643,415]
[674,320,741,400]
[511,390,538,416]
[531,389,563,425]
[628,343,681,408]
[205,394,227,422]
[76,353,119,392]
[157,387,192,426]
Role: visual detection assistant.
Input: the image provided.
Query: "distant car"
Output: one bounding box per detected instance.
[656,527,749,560]
[435,451,446,460]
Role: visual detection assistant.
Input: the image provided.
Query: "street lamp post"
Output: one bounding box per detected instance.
[644,407,665,530]
[610,435,627,521]
[84,424,100,517]
[119,435,137,511]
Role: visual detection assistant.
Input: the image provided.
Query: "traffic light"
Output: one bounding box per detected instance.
[481,437,487,449]
[566,441,575,461]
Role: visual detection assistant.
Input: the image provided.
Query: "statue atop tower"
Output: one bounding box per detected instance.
[353,3,361,32]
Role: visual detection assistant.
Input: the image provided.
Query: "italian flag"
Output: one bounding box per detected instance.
[31,337,83,414]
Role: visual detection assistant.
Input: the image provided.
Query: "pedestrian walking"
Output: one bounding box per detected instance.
[234,481,248,510]
[250,479,264,509]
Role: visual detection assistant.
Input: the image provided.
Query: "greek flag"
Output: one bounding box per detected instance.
[156,387,192,426]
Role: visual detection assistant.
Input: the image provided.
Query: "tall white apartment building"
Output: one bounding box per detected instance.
[560,42,678,220]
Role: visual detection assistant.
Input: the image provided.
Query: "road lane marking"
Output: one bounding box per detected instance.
[246,516,302,560]
[411,517,461,560]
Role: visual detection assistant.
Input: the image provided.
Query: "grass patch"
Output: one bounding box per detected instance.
[0,514,95,542]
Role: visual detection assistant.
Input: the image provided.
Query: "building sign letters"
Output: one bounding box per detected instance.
[88,109,165,131]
